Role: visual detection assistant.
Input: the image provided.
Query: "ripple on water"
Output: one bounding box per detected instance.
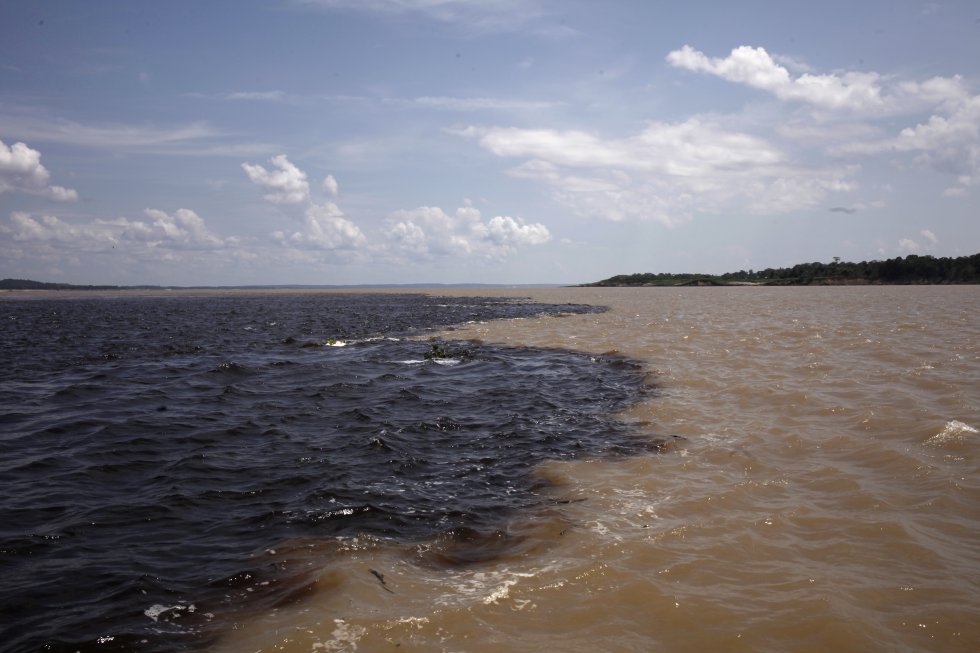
[0,293,662,653]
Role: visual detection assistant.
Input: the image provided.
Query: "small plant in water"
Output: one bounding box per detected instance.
[424,342,469,361]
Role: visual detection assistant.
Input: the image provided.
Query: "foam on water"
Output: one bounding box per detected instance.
[926,420,978,446]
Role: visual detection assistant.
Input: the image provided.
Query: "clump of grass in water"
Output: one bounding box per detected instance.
[424,341,470,361]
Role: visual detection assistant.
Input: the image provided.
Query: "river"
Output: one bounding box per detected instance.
[212,285,979,653]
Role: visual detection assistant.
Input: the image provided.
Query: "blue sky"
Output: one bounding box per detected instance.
[1,0,978,285]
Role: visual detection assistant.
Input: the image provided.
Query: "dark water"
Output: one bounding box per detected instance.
[0,293,656,653]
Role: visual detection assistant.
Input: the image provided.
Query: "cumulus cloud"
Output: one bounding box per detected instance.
[834,92,980,193]
[667,44,973,116]
[242,154,311,204]
[243,154,365,251]
[46,186,79,202]
[4,212,95,244]
[667,45,885,111]
[273,201,366,250]
[456,119,853,224]
[243,154,548,261]
[452,44,980,222]
[134,208,227,247]
[666,45,980,196]
[896,231,940,255]
[0,207,245,282]
[322,174,339,196]
[894,97,980,194]
[2,208,229,252]
[385,204,550,260]
[898,237,920,254]
[0,139,78,201]
[486,214,551,248]
[894,75,970,111]
[894,96,980,151]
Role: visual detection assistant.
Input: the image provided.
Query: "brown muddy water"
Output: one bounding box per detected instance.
[211,286,979,653]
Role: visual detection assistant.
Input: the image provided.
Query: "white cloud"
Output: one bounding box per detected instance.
[0,139,78,202]
[473,119,781,174]
[770,53,815,74]
[407,96,560,111]
[47,186,79,202]
[0,115,217,149]
[895,98,980,188]
[185,90,287,102]
[323,174,339,196]
[667,45,885,111]
[743,174,855,215]
[292,0,547,32]
[659,44,980,199]
[4,212,93,244]
[242,154,311,204]
[385,204,550,260]
[0,208,248,282]
[898,237,920,253]
[776,120,884,146]
[273,202,366,250]
[457,119,854,224]
[2,208,229,252]
[243,155,366,251]
[894,75,970,111]
[486,214,551,248]
[834,93,980,193]
[0,112,278,158]
[920,229,938,244]
[136,208,227,247]
[895,100,980,151]
[226,90,287,101]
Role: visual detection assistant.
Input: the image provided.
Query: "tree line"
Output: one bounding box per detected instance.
[585,253,980,286]
[0,278,126,290]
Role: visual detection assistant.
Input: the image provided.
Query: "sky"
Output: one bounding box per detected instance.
[1,0,979,286]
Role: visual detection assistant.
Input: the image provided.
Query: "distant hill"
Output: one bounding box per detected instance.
[582,253,980,287]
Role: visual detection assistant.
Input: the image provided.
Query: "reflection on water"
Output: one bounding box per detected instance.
[212,286,979,653]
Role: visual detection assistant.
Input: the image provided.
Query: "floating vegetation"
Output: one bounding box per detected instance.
[424,341,471,362]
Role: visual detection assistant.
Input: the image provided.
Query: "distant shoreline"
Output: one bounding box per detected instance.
[579,253,980,287]
[0,280,565,294]
[578,277,966,287]
[4,251,978,293]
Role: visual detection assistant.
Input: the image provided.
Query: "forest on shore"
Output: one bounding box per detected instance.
[583,253,980,287]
